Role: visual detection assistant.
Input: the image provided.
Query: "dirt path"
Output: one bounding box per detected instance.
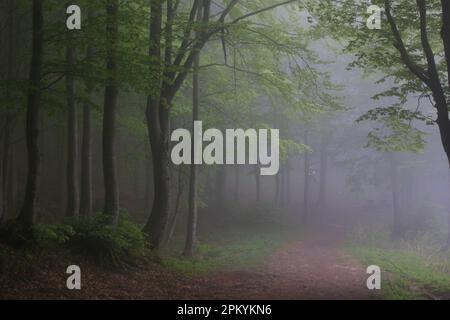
[0,223,374,299]
[188,224,373,300]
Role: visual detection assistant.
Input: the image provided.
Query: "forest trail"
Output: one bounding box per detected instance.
[188,223,373,300]
[0,223,374,300]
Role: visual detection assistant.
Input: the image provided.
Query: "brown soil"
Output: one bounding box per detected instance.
[0,224,373,300]
[189,224,373,300]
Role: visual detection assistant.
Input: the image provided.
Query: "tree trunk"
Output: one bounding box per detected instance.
[234,166,240,204]
[285,160,291,204]
[303,130,310,222]
[2,114,13,223]
[66,24,78,218]
[183,3,202,256]
[79,10,95,218]
[143,0,171,249]
[144,151,153,215]
[58,120,67,214]
[318,136,328,208]
[1,0,16,223]
[275,169,280,204]
[144,124,171,247]
[389,153,402,238]
[79,83,93,217]
[17,0,44,229]
[280,163,285,205]
[6,144,16,220]
[255,168,261,203]
[161,167,184,247]
[440,0,450,247]
[441,1,450,92]
[215,166,226,210]
[447,167,450,247]
[144,0,213,248]
[102,0,120,226]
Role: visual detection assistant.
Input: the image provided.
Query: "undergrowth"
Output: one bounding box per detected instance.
[0,211,151,271]
[347,226,450,300]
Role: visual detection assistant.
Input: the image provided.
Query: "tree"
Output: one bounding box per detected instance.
[102,0,120,226]
[143,0,299,248]
[183,1,206,258]
[79,8,95,218]
[17,0,44,229]
[303,129,310,222]
[65,5,78,218]
[1,0,17,223]
[308,0,450,244]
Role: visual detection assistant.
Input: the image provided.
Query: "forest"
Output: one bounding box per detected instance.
[0,0,450,300]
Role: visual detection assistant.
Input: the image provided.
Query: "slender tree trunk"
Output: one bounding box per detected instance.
[183,2,202,256]
[79,10,95,218]
[144,152,153,215]
[143,0,171,248]
[255,168,261,202]
[389,153,402,238]
[6,144,16,220]
[280,163,285,205]
[79,85,92,217]
[303,130,310,222]
[215,166,226,210]
[58,120,67,214]
[66,23,78,218]
[1,0,16,223]
[318,135,328,208]
[285,160,291,204]
[234,166,240,204]
[2,115,13,223]
[17,0,44,229]
[102,0,120,226]
[144,120,171,247]
[275,169,280,204]
[161,167,184,247]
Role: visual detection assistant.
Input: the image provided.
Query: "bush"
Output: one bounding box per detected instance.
[0,220,75,249]
[0,212,150,270]
[67,212,150,269]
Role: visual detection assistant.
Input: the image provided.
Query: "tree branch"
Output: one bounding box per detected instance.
[384,0,431,86]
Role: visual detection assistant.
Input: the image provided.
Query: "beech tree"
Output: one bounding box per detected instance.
[143,0,300,248]
[17,0,44,229]
[308,0,450,244]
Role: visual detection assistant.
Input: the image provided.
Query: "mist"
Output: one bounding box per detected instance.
[1,0,449,301]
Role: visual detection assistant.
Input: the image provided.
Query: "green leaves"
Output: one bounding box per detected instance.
[357,106,429,153]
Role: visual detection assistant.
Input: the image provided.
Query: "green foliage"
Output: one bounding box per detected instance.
[0,220,73,249]
[357,106,428,153]
[306,0,445,154]
[67,212,150,269]
[33,223,75,246]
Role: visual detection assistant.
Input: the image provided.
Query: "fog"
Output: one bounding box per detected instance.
[1,0,449,300]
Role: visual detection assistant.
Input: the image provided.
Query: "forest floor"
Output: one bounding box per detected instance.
[185,223,373,299]
[0,222,375,300]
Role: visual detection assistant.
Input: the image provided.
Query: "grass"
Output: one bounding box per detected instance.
[346,227,450,300]
[161,223,302,277]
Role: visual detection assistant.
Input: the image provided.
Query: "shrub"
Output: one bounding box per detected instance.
[67,212,150,269]
[0,220,75,249]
